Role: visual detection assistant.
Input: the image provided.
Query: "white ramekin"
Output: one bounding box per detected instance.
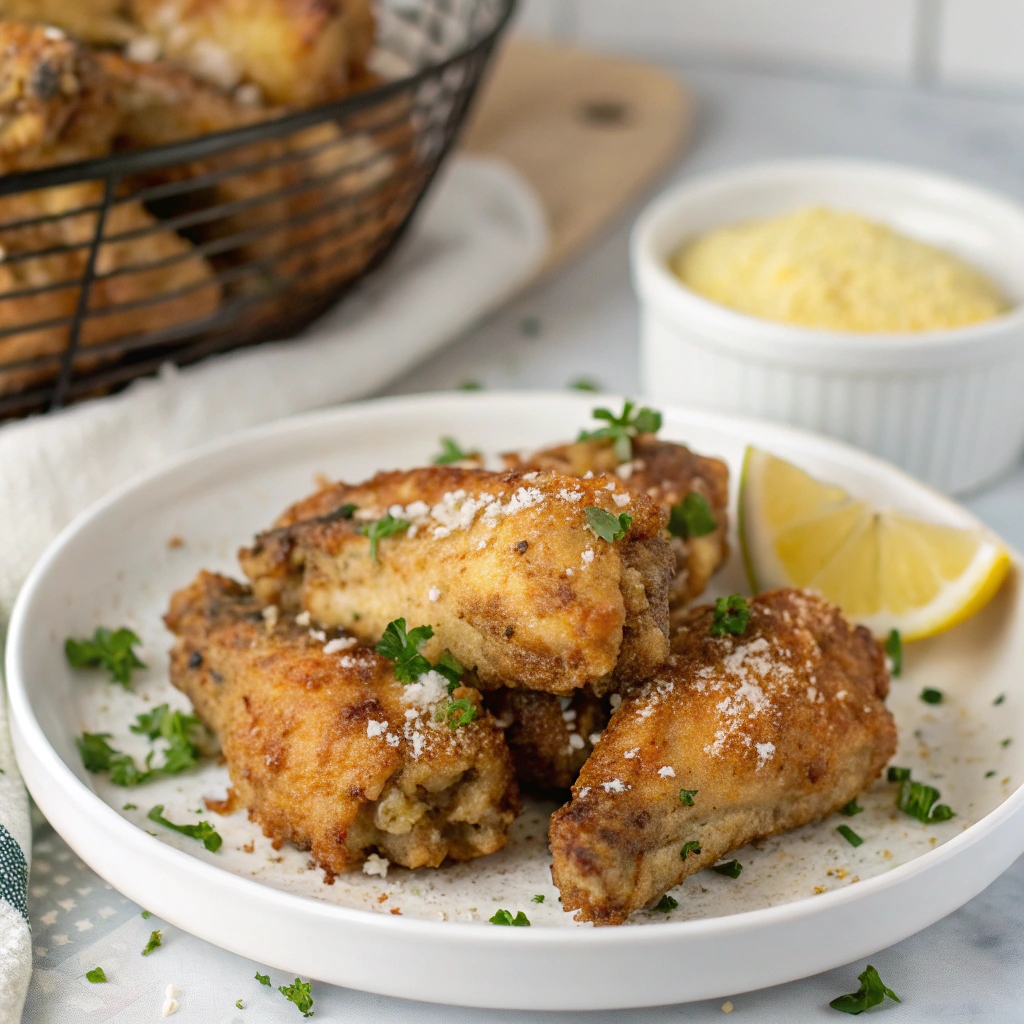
[632,159,1024,495]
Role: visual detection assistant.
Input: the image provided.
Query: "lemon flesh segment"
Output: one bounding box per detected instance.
[739,446,1011,640]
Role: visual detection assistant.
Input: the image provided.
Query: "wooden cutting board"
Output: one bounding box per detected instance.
[460,37,694,275]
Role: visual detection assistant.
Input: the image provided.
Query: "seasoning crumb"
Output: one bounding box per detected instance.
[390,907,402,915]
[242,841,254,854]
[721,1001,734,1013]
[166,536,184,549]
[813,886,827,894]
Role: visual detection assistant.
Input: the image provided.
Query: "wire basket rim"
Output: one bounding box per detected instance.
[0,0,517,198]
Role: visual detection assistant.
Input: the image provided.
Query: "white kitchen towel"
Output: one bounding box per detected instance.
[0,153,547,1024]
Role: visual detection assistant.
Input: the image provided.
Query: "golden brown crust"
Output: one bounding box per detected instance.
[549,588,896,925]
[483,688,610,793]
[165,571,520,874]
[505,435,730,611]
[240,467,674,697]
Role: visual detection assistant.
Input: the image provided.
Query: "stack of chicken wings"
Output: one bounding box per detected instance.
[165,403,897,924]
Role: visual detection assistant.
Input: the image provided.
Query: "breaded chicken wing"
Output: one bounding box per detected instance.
[239,467,675,697]
[483,688,610,793]
[130,0,368,105]
[506,433,730,611]
[0,1,137,46]
[165,571,520,874]
[549,588,897,925]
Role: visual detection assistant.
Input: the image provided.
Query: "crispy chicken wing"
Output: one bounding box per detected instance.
[506,434,730,611]
[165,571,520,874]
[0,1,137,45]
[0,24,220,396]
[549,588,897,924]
[239,467,675,697]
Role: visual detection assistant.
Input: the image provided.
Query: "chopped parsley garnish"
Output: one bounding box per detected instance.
[85,967,107,983]
[840,799,863,816]
[569,377,600,392]
[894,777,955,823]
[360,513,409,563]
[376,618,434,682]
[278,977,314,1017]
[531,894,545,903]
[886,766,911,783]
[678,789,697,806]
[837,825,863,847]
[433,437,478,465]
[680,840,701,859]
[256,972,272,986]
[122,803,136,811]
[434,650,465,691]
[77,708,204,787]
[1003,737,1013,748]
[458,380,482,390]
[986,770,997,778]
[584,506,632,543]
[141,930,162,956]
[577,401,662,462]
[711,595,750,637]
[438,698,478,729]
[236,999,244,1009]
[920,688,943,705]
[829,964,900,1015]
[489,909,530,926]
[141,910,151,919]
[884,629,902,677]
[147,805,223,852]
[667,492,717,539]
[712,859,743,878]
[319,503,356,523]
[995,694,1006,706]
[651,894,678,912]
[65,627,145,688]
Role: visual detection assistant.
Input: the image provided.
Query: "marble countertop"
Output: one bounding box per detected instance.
[26,60,1024,1022]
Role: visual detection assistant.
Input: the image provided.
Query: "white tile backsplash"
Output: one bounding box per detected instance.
[936,0,1024,90]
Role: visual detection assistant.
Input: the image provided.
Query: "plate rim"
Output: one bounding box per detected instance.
[8,390,1024,1004]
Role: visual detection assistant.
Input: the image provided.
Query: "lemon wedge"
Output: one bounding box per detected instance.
[739,446,1011,640]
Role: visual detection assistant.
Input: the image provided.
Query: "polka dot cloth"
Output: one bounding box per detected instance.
[0,822,28,920]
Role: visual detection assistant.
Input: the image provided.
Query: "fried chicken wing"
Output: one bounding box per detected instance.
[165,571,520,874]
[129,0,366,105]
[549,588,897,925]
[0,1,137,46]
[239,467,675,697]
[506,434,730,611]
[483,688,610,793]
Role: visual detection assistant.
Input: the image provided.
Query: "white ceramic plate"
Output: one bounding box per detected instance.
[7,392,1024,1011]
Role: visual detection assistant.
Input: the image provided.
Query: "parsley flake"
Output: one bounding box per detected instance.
[458,380,482,390]
[434,650,464,691]
[1003,737,1013,748]
[884,629,902,677]
[712,859,743,879]
[840,799,863,817]
[65,627,145,688]
[569,377,600,392]
[489,909,530,926]
[141,930,162,956]
[438,697,478,729]
[256,972,272,986]
[651,894,678,912]
[433,437,478,465]
[678,789,697,806]
[920,688,943,705]
[829,964,900,1015]
[680,840,701,859]
[236,999,244,1009]
[995,694,1006,706]
[531,894,545,903]
[360,513,409,563]
[986,770,997,778]
[141,910,151,919]
[577,401,662,462]
[318,503,356,523]
[584,506,632,543]
[147,805,223,851]
[85,967,107,983]
[711,595,750,637]
[376,619,434,682]
[894,776,955,823]
[667,492,717,539]
[886,766,911,783]
[837,824,863,847]
[278,977,314,1017]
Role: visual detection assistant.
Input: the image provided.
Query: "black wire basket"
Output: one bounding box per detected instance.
[0,0,516,418]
